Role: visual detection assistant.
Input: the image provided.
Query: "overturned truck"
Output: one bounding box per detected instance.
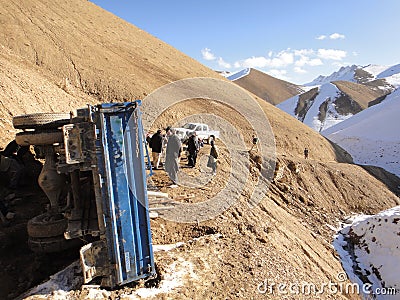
[13,101,155,287]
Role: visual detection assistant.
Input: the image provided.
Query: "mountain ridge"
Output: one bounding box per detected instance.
[277,80,388,132]
[225,67,303,105]
[305,63,400,89]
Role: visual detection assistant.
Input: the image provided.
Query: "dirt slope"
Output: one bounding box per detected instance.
[0,0,221,144]
[0,1,399,299]
[332,80,388,109]
[231,68,303,105]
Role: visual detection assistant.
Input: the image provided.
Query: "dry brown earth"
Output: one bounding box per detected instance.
[332,80,388,109]
[229,68,302,105]
[0,1,399,299]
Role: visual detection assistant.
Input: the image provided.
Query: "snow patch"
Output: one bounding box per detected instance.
[276,94,300,116]
[153,242,184,252]
[333,207,400,299]
[376,64,400,79]
[363,64,390,78]
[18,243,192,299]
[227,68,250,81]
[323,88,400,177]
[19,261,83,299]
[131,259,197,299]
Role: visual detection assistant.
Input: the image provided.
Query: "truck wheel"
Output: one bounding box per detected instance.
[15,130,63,146]
[27,213,67,238]
[28,236,82,254]
[13,113,70,130]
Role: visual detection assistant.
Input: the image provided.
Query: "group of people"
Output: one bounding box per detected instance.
[147,128,219,185]
[146,127,181,184]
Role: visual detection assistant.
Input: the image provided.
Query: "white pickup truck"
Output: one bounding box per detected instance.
[173,122,220,143]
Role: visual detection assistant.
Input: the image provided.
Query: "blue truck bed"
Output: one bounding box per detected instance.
[80,101,155,287]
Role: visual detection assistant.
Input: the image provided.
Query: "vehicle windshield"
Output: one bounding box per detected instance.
[183,123,196,130]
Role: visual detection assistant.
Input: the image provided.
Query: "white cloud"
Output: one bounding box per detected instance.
[329,33,345,40]
[294,67,307,74]
[293,49,323,67]
[295,56,323,67]
[235,50,294,69]
[201,48,216,61]
[217,57,231,69]
[294,49,314,56]
[309,58,323,66]
[317,49,347,60]
[267,69,289,81]
[270,50,294,67]
[240,56,269,68]
[218,46,347,83]
[317,33,345,40]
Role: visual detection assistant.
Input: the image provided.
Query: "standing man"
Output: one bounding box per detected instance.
[150,129,163,169]
[187,133,199,167]
[209,140,219,175]
[164,127,182,185]
[159,133,168,168]
[304,148,309,159]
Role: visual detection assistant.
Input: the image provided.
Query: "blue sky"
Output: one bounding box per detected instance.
[91,0,400,85]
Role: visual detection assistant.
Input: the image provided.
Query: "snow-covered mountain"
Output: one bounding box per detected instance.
[305,64,400,89]
[322,88,400,177]
[306,65,359,86]
[277,64,400,132]
[277,81,383,132]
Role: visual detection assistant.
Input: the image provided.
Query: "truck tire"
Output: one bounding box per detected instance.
[13,113,70,130]
[27,213,67,238]
[15,130,63,146]
[28,236,82,254]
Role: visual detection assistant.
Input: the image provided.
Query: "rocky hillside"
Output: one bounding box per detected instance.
[0,1,399,299]
[226,68,303,105]
[277,81,388,132]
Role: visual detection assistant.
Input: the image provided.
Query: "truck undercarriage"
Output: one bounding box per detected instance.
[14,101,155,287]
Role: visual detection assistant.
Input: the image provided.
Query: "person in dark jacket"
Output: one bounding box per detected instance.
[208,140,219,175]
[304,148,309,159]
[1,139,29,164]
[249,134,258,152]
[150,129,163,169]
[0,154,24,189]
[187,133,199,167]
